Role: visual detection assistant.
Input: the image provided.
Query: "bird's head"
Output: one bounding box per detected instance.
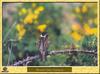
[40,32,48,38]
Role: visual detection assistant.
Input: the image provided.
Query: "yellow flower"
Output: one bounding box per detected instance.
[34,10,40,15]
[37,6,45,12]
[71,23,81,31]
[37,24,47,32]
[24,14,33,24]
[18,29,26,40]
[91,28,97,36]
[16,24,26,40]
[33,14,38,19]
[24,13,38,24]
[75,7,80,13]
[19,8,27,15]
[34,6,44,15]
[71,31,82,41]
[18,28,26,37]
[83,23,97,35]
[16,24,24,32]
[82,5,88,13]
[84,23,91,35]
[21,8,27,14]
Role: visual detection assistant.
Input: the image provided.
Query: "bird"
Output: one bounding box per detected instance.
[38,32,48,61]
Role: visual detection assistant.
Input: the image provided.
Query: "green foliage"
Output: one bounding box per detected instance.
[38,54,67,66]
[2,3,97,66]
[82,35,97,51]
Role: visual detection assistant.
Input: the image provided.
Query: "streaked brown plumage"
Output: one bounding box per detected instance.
[38,32,48,61]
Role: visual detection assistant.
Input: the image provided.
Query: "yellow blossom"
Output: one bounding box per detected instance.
[32,14,38,19]
[37,24,47,32]
[18,28,26,40]
[16,24,26,40]
[34,9,40,15]
[24,13,38,24]
[37,6,45,12]
[75,7,80,13]
[84,23,92,35]
[34,6,44,15]
[91,28,97,36]
[21,8,27,14]
[16,24,24,32]
[82,5,88,13]
[71,31,82,41]
[83,23,97,35]
[24,15,33,24]
[19,8,27,15]
[71,23,81,31]
[18,28,26,37]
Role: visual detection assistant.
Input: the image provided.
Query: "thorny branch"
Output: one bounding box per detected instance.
[11,49,97,66]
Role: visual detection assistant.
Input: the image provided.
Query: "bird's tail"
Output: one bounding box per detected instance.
[39,51,47,61]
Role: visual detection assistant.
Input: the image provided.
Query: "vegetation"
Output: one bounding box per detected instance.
[2,3,97,66]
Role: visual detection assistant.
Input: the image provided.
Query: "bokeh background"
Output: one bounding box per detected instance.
[2,3,98,66]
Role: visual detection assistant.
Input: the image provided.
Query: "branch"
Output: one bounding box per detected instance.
[11,49,97,66]
[49,49,97,55]
[11,55,39,66]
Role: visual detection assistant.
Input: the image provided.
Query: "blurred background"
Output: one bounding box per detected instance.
[2,3,97,66]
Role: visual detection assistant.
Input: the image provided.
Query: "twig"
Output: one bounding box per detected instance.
[10,49,97,66]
